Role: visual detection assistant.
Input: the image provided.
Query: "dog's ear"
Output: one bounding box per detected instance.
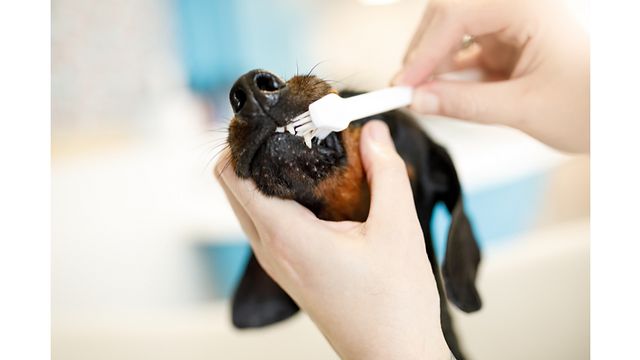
[426,144,482,313]
[442,198,481,312]
[232,252,299,328]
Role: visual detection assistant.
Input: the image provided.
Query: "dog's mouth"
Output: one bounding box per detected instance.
[227,70,346,199]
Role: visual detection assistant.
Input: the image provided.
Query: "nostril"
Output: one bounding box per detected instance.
[230,87,247,113]
[254,73,284,92]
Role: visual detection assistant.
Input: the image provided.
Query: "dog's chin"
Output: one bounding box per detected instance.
[245,131,346,200]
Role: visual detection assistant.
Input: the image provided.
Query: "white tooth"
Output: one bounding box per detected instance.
[304,135,312,148]
[275,127,285,133]
[286,124,295,134]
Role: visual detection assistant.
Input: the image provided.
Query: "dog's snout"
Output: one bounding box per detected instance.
[229,70,286,115]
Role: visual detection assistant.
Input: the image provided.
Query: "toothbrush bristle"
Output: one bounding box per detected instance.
[293,122,314,135]
[274,111,318,149]
[291,111,311,124]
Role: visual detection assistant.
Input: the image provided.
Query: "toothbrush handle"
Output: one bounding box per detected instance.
[341,86,413,121]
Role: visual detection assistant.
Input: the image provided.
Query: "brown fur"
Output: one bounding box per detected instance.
[406,163,416,184]
[227,70,482,360]
[314,126,369,222]
[285,75,336,104]
[312,127,419,222]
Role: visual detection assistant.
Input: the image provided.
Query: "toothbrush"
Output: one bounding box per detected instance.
[276,86,414,148]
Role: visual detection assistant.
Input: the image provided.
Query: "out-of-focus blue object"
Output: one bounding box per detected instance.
[202,172,548,298]
[431,172,548,264]
[174,0,314,94]
[200,241,251,298]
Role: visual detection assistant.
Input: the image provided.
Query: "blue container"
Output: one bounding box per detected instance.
[431,172,548,263]
[201,172,549,298]
[200,241,251,298]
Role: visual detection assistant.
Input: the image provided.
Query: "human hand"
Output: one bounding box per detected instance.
[216,121,451,360]
[393,0,589,153]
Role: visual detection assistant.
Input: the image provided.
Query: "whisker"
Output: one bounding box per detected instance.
[206,144,232,176]
[191,139,225,154]
[306,60,328,77]
[217,153,234,177]
[206,128,229,133]
[208,142,230,153]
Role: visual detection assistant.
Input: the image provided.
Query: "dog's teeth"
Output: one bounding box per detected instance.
[280,111,319,148]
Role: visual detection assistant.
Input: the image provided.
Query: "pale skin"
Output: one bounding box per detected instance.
[217,122,450,360]
[393,0,589,153]
[217,0,589,358]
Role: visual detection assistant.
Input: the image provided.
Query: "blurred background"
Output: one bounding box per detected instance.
[52,0,589,359]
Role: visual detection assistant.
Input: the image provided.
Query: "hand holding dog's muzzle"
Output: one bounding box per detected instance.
[216,120,451,360]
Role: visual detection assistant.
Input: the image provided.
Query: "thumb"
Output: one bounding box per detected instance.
[411,79,527,126]
[359,121,418,226]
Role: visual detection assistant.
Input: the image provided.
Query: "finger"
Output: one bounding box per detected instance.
[393,0,515,86]
[214,154,262,245]
[217,171,261,246]
[410,79,527,126]
[431,43,482,76]
[320,219,363,234]
[217,165,314,229]
[471,35,522,77]
[358,121,418,227]
[393,11,463,86]
[402,4,437,65]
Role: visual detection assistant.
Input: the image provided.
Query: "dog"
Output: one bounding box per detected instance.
[224,69,482,359]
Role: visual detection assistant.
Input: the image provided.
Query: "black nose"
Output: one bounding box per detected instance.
[229,70,286,114]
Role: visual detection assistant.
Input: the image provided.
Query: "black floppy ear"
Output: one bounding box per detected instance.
[442,199,481,312]
[427,144,482,313]
[231,252,299,328]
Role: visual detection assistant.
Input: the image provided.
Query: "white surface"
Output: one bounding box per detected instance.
[452,218,590,359]
[55,307,339,360]
[419,114,569,192]
[52,93,572,317]
[53,218,589,360]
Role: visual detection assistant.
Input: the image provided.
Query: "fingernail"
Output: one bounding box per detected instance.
[413,91,440,114]
[365,120,394,148]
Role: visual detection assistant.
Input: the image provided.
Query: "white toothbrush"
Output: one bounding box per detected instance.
[276,86,414,148]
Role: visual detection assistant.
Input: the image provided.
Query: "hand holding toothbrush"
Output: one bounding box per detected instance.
[394,0,589,153]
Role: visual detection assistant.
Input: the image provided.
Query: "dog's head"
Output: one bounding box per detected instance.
[226,69,368,220]
[225,69,482,320]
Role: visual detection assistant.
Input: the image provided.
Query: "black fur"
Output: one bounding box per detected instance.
[227,71,481,360]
